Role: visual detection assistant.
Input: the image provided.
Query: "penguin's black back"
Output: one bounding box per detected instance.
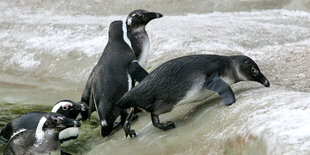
[118,55,232,111]
[92,21,136,102]
[0,111,46,141]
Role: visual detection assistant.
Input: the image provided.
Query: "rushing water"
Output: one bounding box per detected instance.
[0,0,310,154]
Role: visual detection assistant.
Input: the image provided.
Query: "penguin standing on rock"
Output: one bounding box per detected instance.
[0,100,86,143]
[116,54,270,137]
[4,113,81,155]
[80,9,163,122]
[79,21,149,137]
[125,9,163,66]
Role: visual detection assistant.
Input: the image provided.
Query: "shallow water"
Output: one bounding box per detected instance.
[1,0,310,154]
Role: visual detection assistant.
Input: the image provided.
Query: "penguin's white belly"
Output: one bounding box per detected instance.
[138,39,150,67]
[127,73,132,90]
[59,127,79,141]
[175,82,214,107]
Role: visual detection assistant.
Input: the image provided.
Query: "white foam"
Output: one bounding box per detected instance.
[1,9,310,153]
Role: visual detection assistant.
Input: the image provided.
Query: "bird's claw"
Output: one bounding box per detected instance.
[124,121,136,138]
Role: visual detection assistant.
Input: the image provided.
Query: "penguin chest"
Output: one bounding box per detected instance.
[127,73,133,91]
[138,38,150,67]
[175,80,214,107]
[59,127,79,142]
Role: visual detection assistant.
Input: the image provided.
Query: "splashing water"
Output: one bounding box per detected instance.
[0,0,310,154]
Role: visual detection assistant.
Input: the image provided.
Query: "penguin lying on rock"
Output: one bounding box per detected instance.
[0,100,87,143]
[116,54,270,137]
[3,113,81,155]
[79,10,162,137]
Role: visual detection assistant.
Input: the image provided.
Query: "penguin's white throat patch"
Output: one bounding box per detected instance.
[122,20,133,50]
[35,117,47,140]
[236,67,248,81]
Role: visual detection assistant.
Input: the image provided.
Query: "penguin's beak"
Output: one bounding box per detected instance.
[74,104,81,111]
[143,12,163,21]
[79,102,89,112]
[78,102,89,121]
[62,118,81,128]
[256,73,270,87]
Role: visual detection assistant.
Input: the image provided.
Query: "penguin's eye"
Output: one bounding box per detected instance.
[138,14,143,18]
[52,118,58,123]
[62,106,68,111]
[251,67,259,75]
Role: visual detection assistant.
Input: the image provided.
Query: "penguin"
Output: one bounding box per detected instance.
[116,54,270,137]
[0,100,86,143]
[125,9,163,67]
[79,21,148,137]
[80,9,163,122]
[3,113,81,155]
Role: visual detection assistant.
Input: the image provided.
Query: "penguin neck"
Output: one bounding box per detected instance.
[218,57,239,85]
[34,129,60,152]
[35,129,60,148]
[35,117,60,146]
[230,57,246,83]
[127,25,150,67]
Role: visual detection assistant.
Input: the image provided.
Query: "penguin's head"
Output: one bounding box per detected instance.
[40,113,81,132]
[232,55,270,87]
[126,9,163,29]
[108,21,124,40]
[51,100,82,119]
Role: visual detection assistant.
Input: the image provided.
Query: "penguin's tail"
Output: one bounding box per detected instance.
[0,136,8,142]
[0,128,9,142]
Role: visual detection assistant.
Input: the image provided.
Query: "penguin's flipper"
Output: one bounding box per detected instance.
[128,60,148,82]
[205,76,236,106]
[0,135,8,142]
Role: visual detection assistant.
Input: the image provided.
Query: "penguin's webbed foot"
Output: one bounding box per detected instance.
[151,114,175,131]
[124,120,136,138]
[61,150,72,155]
[113,114,138,130]
[123,107,137,138]
[156,121,176,131]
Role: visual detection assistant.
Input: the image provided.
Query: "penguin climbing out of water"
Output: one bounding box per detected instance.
[116,54,270,137]
[3,113,81,155]
[0,100,86,143]
[80,9,163,122]
[79,21,149,137]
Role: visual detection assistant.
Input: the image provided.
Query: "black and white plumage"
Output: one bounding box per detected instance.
[116,54,270,137]
[79,21,148,137]
[0,100,85,143]
[125,9,163,66]
[3,113,80,155]
[80,9,162,122]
